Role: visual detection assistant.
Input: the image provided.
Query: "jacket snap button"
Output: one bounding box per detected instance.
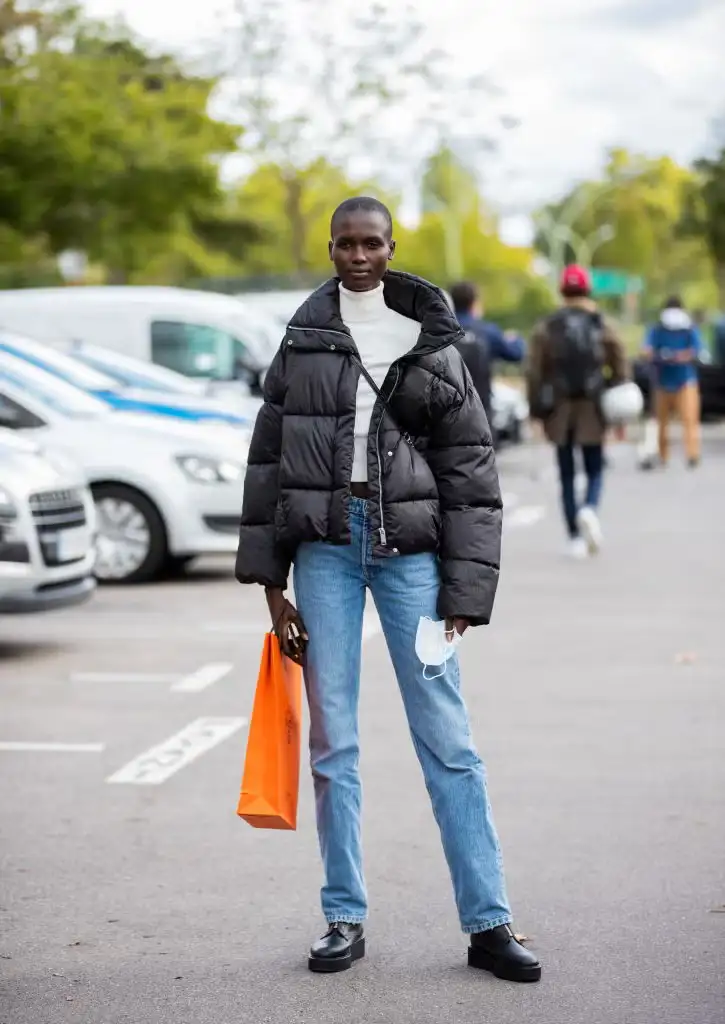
[392,547,399,554]
[387,450,393,457]
[330,344,336,350]
[287,339,293,346]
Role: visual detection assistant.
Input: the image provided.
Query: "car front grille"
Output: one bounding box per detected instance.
[29,488,88,565]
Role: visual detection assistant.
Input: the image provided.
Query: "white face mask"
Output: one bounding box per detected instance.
[415,616,463,680]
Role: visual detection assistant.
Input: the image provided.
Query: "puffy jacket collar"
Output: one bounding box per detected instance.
[287,270,463,356]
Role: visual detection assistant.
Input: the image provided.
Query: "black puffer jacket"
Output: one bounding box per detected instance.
[236,270,503,625]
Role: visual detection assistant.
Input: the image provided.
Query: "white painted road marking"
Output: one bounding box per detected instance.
[362,609,383,643]
[202,621,270,635]
[71,672,179,684]
[71,664,233,693]
[204,612,385,642]
[106,717,247,786]
[0,741,105,753]
[170,662,233,693]
[506,505,546,529]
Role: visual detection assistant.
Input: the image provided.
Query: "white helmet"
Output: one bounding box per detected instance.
[601,382,644,424]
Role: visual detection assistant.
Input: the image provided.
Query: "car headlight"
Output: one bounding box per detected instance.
[0,488,17,519]
[175,455,245,484]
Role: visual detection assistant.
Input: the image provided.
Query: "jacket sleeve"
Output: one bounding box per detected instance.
[488,324,525,362]
[235,345,291,589]
[426,355,502,627]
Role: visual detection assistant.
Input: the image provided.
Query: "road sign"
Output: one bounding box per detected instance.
[591,268,644,296]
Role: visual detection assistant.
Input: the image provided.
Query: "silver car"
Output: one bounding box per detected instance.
[0,357,249,584]
[0,429,96,613]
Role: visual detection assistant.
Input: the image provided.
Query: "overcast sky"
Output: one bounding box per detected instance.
[85,0,724,243]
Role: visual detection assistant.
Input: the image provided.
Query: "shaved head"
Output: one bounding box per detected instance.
[331,196,393,240]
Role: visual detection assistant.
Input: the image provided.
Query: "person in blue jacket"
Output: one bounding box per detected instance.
[449,282,525,429]
[643,296,703,467]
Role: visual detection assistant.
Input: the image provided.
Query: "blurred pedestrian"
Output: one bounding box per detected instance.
[236,197,541,983]
[714,314,725,366]
[642,297,703,468]
[450,281,525,429]
[527,265,627,558]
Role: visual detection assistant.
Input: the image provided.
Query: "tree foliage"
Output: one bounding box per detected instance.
[0,1,244,281]
[681,147,725,307]
[534,148,718,309]
[224,0,504,275]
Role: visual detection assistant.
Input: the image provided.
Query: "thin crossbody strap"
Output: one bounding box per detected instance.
[350,355,414,446]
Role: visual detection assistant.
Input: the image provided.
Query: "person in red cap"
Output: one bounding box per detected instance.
[527,265,627,557]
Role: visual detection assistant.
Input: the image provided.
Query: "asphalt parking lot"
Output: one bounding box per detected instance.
[1,435,724,1024]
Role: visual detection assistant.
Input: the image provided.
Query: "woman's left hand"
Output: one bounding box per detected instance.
[445,617,470,639]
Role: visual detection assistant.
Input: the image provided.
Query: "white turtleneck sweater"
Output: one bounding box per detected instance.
[339,282,421,482]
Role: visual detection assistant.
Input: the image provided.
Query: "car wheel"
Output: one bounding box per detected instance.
[92,483,167,583]
[163,555,195,579]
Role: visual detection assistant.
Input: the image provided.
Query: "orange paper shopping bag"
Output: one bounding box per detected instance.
[237,633,302,830]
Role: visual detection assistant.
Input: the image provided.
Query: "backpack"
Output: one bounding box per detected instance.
[547,307,605,401]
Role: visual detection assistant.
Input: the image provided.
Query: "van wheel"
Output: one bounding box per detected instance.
[92,484,167,583]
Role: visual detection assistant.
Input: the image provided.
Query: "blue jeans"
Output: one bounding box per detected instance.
[293,497,511,934]
[555,439,604,538]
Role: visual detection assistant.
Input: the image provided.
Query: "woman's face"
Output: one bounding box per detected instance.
[329,210,395,292]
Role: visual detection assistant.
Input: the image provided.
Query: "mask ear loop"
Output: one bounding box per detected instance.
[422,663,446,682]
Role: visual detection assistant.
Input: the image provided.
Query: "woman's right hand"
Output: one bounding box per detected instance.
[265,587,308,665]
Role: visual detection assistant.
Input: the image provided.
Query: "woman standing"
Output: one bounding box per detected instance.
[236,197,540,982]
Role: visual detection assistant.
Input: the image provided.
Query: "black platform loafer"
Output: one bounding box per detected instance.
[468,924,541,982]
[308,922,365,973]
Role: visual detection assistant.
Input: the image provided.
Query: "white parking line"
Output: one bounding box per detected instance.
[203,612,385,642]
[362,609,383,642]
[202,621,270,635]
[0,741,105,753]
[170,662,233,693]
[70,664,233,692]
[200,618,268,634]
[505,505,546,529]
[71,672,179,684]
[106,717,247,786]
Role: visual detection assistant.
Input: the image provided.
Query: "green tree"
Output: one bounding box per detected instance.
[0,2,243,282]
[420,148,480,281]
[226,0,503,276]
[681,148,725,308]
[534,148,717,307]
[233,160,386,280]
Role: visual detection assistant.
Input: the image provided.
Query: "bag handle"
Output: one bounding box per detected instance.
[350,355,414,447]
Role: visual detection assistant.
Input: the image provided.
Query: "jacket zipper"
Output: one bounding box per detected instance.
[375,364,401,546]
[286,324,398,548]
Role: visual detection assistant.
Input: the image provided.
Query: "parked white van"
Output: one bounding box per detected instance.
[0,287,281,391]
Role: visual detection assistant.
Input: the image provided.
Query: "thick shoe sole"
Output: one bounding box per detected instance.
[467,945,542,983]
[308,937,366,973]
